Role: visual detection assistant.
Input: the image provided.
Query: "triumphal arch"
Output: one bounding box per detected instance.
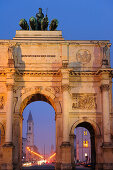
[0,30,113,170]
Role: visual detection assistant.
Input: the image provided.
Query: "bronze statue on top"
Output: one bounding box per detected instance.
[19,8,58,31]
[36,8,44,30]
[19,19,29,30]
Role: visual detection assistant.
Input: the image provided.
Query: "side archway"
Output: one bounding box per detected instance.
[70,118,101,137]
[70,119,101,168]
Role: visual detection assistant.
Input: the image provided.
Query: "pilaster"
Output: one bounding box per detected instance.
[100,83,111,144]
[61,69,70,143]
[5,68,15,145]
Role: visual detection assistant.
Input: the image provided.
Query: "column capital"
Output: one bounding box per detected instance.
[61,84,70,92]
[60,68,72,77]
[6,84,14,91]
[100,84,110,91]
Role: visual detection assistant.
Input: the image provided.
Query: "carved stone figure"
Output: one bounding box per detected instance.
[19,19,29,30]
[29,17,38,30]
[36,8,44,30]
[49,19,58,31]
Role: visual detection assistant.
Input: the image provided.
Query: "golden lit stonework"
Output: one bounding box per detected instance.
[72,93,96,110]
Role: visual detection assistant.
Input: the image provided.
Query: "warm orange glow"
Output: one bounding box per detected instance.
[48,153,56,160]
[26,147,44,159]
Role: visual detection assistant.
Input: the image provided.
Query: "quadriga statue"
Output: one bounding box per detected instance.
[29,17,37,30]
[19,8,58,31]
[19,19,29,30]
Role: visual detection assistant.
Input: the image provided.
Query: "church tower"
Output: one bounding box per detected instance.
[26,111,34,146]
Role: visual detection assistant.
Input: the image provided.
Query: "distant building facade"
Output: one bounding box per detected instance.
[27,111,34,146]
[75,127,91,162]
[22,137,27,162]
[22,111,39,162]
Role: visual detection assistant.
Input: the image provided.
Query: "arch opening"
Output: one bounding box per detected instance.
[21,93,56,166]
[20,93,56,116]
[73,122,96,169]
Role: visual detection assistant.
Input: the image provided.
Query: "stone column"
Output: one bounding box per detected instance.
[101,84,111,143]
[5,84,14,145]
[62,84,70,143]
[61,69,72,170]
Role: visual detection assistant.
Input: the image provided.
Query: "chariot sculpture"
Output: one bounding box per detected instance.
[19,8,58,31]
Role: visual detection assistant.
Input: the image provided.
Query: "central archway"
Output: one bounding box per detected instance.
[20,92,56,116]
[19,92,57,168]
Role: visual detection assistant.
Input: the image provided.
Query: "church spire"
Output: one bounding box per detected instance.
[27,111,33,122]
[27,111,34,146]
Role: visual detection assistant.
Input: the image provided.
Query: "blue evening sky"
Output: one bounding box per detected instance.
[0,0,113,155]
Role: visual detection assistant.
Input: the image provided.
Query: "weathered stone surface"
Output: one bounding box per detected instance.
[0,31,113,170]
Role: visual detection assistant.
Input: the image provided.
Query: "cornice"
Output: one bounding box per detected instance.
[0,40,111,46]
[70,71,97,76]
[70,69,113,77]
[96,68,113,75]
[15,70,61,77]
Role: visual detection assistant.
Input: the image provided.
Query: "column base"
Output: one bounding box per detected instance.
[1,143,14,170]
[60,142,71,169]
[61,163,72,170]
[102,142,113,148]
[55,163,61,170]
[3,142,14,147]
[61,142,71,147]
[96,163,113,170]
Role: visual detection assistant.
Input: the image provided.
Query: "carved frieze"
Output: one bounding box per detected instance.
[0,95,5,109]
[76,49,91,64]
[20,86,42,97]
[72,93,96,110]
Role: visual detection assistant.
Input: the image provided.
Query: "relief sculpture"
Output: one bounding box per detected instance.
[0,95,5,109]
[72,93,96,110]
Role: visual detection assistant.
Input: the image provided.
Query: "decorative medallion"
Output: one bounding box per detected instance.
[72,93,96,110]
[76,49,91,64]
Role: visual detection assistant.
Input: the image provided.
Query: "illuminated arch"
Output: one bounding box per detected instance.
[70,118,101,137]
[19,90,57,116]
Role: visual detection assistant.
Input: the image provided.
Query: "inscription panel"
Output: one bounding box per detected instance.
[21,55,56,58]
[19,44,62,64]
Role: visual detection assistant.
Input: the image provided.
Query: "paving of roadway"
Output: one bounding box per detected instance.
[22,164,90,170]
